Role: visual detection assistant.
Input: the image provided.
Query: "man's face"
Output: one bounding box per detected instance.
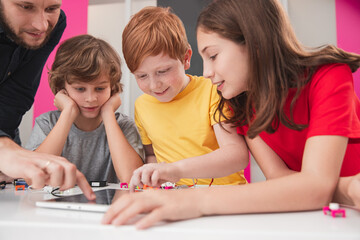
[0,0,62,49]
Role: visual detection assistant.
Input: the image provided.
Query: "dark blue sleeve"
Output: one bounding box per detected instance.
[0,10,67,142]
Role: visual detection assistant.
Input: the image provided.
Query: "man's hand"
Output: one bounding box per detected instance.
[0,137,95,200]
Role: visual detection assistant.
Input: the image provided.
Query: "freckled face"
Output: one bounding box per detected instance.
[133,53,190,103]
[197,28,250,99]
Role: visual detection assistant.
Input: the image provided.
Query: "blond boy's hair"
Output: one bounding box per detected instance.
[49,34,122,95]
[122,6,189,72]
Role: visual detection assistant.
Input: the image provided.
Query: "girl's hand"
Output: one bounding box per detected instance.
[348,173,360,209]
[54,90,79,120]
[101,93,121,117]
[129,163,181,191]
[102,188,204,229]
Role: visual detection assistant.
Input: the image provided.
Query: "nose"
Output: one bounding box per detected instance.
[85,90,97,102]
[202,62,214,80]
[31,11,49,32]
[149,76,162,90]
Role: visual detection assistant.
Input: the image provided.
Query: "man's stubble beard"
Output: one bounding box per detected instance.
[0,3,52,50]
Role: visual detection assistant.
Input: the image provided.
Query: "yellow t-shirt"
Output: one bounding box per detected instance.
[135,75,247,186]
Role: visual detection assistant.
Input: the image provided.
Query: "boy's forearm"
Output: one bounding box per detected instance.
[35,109,74,155]
[103,112,143,182]
[175,144,248,179]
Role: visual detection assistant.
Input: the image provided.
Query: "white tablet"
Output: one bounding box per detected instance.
[35,188,127,213]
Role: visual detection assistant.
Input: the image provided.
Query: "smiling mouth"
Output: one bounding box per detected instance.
[216,81,224,89]
[26,32,45,38]
[154,87,169,96]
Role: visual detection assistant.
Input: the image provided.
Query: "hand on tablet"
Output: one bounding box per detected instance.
[102,188,204,229]
[0,138,96,200]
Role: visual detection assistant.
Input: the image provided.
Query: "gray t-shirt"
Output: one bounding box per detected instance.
[25,110,144,183]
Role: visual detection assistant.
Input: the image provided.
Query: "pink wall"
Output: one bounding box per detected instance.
[33,0,88,121]
[336,0,360,97]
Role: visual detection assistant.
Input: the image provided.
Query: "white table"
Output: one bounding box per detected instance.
[1,184,359,240]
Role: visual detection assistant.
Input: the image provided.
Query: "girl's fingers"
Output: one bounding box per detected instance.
[102,194,134,224]
[348,174,360,208]
[111,200,145,226]
[136,208,165,229]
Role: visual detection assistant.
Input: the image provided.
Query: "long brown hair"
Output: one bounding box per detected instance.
[197,0,360,138]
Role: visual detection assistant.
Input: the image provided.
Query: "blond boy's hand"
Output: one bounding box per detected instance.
[129,163,181,191]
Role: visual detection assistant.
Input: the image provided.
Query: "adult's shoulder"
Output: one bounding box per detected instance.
[43,9,66,50]
[58,9,67,28]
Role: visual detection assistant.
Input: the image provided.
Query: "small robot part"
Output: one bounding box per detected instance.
[323,203,346,218]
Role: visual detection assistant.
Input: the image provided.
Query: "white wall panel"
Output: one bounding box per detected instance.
[88,0,156,119]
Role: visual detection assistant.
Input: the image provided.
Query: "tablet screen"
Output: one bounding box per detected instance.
[53,188,118,204]
[36,188,128,212]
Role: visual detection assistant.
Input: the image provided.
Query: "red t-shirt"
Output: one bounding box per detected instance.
[237,64,360,176]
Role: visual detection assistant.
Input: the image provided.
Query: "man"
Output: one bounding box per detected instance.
[0,0,94,199]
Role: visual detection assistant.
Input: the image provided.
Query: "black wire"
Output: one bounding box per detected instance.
[50,187,63,197]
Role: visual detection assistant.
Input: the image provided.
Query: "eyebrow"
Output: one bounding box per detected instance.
[18,1,62,8]
[134,65,172,74]
[133,70,144,75]
[70,80,109,85]
[97,81,110,85]
[200,45,217,55]
[200,46,209,54]
[17,1,34,5]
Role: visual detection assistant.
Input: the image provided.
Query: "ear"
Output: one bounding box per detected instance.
[183,48,192,70]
